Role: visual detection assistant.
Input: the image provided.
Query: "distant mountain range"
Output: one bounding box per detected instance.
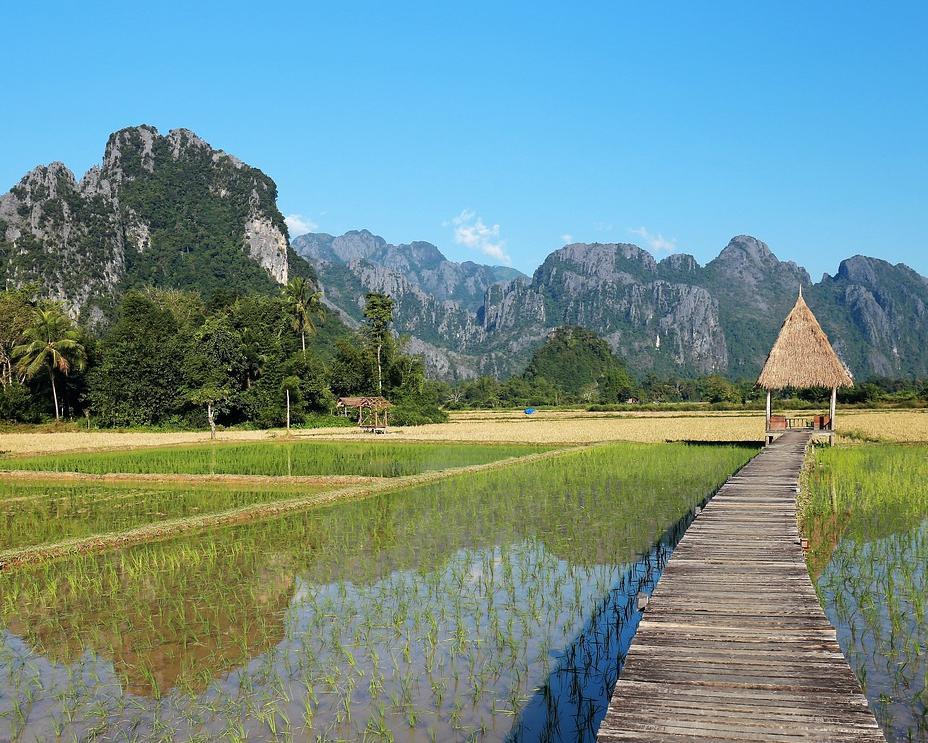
[3,125,927,380]
[293,231,928,381]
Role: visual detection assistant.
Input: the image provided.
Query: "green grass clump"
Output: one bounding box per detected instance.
[0,441,753,741]
[0,440,550,477]
[803,444,928,742]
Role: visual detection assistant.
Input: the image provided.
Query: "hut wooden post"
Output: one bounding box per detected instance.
[286,389,291,432]
[829,386,837,446]
[765,390,772,445]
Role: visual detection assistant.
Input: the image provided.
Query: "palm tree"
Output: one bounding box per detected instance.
[282,277,323,356]
[14,306,86,421]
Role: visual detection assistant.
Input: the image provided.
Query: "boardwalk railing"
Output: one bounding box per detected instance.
[597,431,884,742]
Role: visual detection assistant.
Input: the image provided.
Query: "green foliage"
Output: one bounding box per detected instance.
[0,286,35,387]
[451,327,638,408]
[330,338,375,396]
[363,292,396,394]
[282,276,323,352]
[119,134,282,298]
[524,327,635,402]
[0,382,39,422]
[390,380,450,425]
[698,375,742,404]
[86,291,186,426]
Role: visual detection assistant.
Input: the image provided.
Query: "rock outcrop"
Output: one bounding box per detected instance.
[0,125,292,319]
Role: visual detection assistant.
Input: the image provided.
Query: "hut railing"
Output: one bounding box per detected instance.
[768,414,833,432]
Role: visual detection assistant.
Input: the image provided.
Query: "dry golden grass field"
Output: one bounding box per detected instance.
[1,409,925,456]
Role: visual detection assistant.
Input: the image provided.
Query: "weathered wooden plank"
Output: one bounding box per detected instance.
[596,430,885,741]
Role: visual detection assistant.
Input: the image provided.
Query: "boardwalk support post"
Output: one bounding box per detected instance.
[765,390,772,446]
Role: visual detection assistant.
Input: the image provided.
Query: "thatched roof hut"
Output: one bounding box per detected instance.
[757,291,853,391]
[337,396,392,432]
[757,290,852,445]
[337,396,392,410]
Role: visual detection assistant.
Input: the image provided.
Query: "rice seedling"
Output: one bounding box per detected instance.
[1,440,550,478]
[802,444,928,742]
[0,441,753,741]
[0,480,333,550]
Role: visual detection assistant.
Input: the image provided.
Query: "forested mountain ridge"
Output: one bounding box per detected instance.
[0,125,312,322]
[3,125,926,382]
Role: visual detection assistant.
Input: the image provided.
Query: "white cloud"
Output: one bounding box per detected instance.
[450,209,511,265]
[561,233,573,244]
[629,226,677,253]
[285,214,318,237]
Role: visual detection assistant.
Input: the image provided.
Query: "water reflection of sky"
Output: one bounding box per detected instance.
[818,519,928,742]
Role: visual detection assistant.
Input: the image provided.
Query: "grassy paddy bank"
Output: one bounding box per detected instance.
[0,441,755,741]
[802,444,928,742]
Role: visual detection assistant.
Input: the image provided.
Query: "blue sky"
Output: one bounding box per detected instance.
[3,1,926,278]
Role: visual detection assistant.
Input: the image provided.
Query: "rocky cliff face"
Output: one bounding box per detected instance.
[0,125,292,320]
[293,230,522,312]
[703,235,812,378]
[291,230,524,355]
[812,256,928,378]
[298,230,928,381]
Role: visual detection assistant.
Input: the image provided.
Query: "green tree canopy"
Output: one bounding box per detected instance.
[523,326,635,402]
[86,291,185,426]
[0,287,35,387]
[282,277,324,355]
[14,305,86,421]
[363,293,396,394]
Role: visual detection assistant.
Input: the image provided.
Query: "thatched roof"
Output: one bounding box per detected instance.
[337,396,393,409]
[757,291,853,390]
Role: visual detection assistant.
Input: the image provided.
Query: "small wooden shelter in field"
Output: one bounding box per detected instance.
[757,289,853,445]
[337,396,392,433]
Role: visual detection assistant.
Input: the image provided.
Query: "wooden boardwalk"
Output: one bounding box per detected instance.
[598,431,884,742]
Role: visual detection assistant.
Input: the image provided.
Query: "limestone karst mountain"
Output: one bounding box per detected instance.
[3,126,926,380]
[0,125,312,321]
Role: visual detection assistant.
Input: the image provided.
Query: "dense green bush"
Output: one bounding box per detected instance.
[0,382,41,423]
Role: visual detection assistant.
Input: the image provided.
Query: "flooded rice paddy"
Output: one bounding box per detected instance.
[804,444,928,742]
[0,441,752,741]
